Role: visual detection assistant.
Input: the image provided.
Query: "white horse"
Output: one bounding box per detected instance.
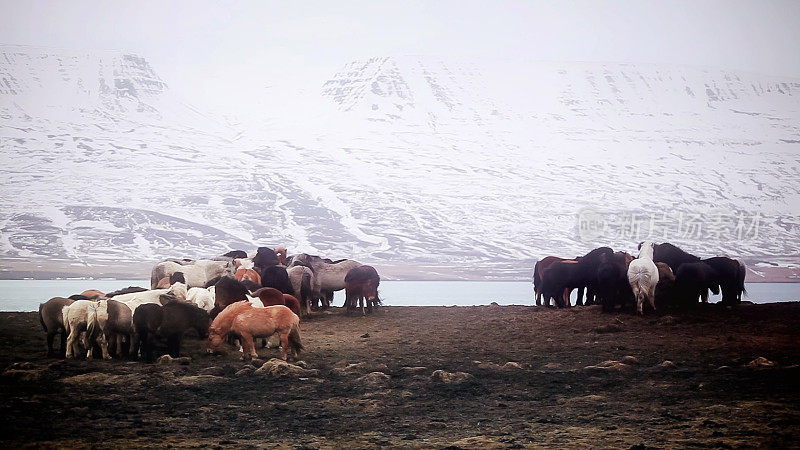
[186,286,215,312]
[64,300,103,359]
[150,259,235,289]
[287,264,316,315]
[627,241,660,315]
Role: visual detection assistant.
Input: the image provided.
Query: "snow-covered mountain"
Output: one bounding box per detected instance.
[1,47,799,279]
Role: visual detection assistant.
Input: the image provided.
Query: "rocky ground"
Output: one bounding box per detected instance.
[1,303,799,448]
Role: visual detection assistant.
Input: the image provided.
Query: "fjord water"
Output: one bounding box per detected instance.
[0,280,798,312]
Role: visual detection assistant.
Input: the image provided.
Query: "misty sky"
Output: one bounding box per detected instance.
[2,0,800,110]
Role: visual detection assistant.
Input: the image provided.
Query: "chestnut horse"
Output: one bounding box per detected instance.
[248,287,301,315]
[206,304,302,361]
[344,265,380,315]
[235,268,262,286]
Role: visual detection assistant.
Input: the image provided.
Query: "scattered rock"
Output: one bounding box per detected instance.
[7,361,35,370]
[174,375,226,387]
[360,333,370,338]
[557,394,605,405]
[655,360,676,370]
[200,366,235,377]
[748,357,777,368]
[446,435,506,449]
[357,371,391,389]
[621,356,640,365]
[594,324,623,333]
[331,362,388,376]
[2,368,44,383]
[58,373,135,386]
[542,362,561,370]
[477,361,524,372]
[430,370,475,385]
[401,366,428,375]
[254,358,319,379]
[251,358,266,369]
[235,367,254,377]
[157,355,191,365]
[584,360,632,373]
[657,315,678,326]
[716,365,732,371]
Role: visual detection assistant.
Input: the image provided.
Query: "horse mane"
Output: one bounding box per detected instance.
[204,275,228,288]
[240,279,262,293]
[289,260,316,274]
[106,286,148,298]
[68,294,92,300]
[221,250,248,259]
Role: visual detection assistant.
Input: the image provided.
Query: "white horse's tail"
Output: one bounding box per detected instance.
[86,301,101,340]
[61,305,71,334]
[628,265,652,295]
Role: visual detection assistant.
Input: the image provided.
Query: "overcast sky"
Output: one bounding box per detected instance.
[2,1,800,110]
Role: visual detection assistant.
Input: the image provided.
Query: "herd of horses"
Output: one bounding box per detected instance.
[37,247,381,362]
[36,241,746,363]
[533,241,747,314]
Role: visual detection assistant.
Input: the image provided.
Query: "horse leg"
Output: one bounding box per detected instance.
[167,335,180,358]
[100,332,112,360]
[131,333,141,360]
[278,332,290,361]
[701,289,709,303]
[576,286,585,306]
[59,329,68,357]
[145,331,158,363]
[239,333,256,360]
[46,331,56,357]
[648,285,657,312]
[361,295,366,316]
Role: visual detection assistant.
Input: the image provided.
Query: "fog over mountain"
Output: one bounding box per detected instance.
[1,45,799,279]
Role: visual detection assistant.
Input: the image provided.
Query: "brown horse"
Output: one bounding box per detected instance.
[79,290,105,299]
[39,297,75,357]
[274,246,288,266]
[235,268,262,286]
[344,265,380,315]
[209,277,249,318]
[206,304,302,361]
[133,301,210,362]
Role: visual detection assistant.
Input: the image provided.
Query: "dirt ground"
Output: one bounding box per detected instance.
[1,302,799,449]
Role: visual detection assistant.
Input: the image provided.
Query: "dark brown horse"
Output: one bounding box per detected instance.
[210,277,250,319]
[39,297,75,357]
[648,242,701,274]
[533,256,577,306]
[344,265,380,315]
[702,256,745,305]
[133,301,210,362]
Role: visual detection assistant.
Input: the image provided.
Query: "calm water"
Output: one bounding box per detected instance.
[0,279,797,312]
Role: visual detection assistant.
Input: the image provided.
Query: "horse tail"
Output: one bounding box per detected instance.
[38,303,47,332]
[288,319,303,354]
[300,271,312,306]
[86,302,100,341]
[738,259,748,297]
[628,265,652,295]
[61,305,71,334]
